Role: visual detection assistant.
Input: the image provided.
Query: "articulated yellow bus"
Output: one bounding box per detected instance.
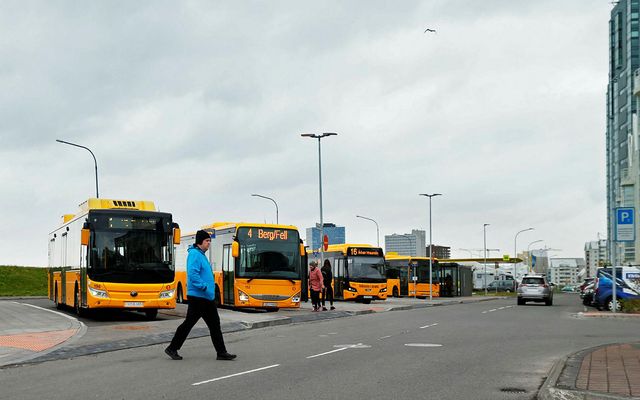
[309,244,388,304]
[48,198,181,320]
[385,253,440,298]
[175,222,304,310]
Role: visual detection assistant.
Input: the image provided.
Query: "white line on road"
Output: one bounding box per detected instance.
[15,302,86,327]
[489,309,497,312]
[419,323,439,329]
[378,335,392,340]
[306,347,348,359]
[405,343,443,347]
[192,364,280,386]
[482,311,488,314]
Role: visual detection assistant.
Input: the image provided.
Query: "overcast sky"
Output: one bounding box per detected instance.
[0,1,610,266]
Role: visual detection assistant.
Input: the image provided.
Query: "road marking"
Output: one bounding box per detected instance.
[327,332,338,335]
[498,307,505,310]
[482,311,488,314]
[306,347,348,359]
[419,323,439,329]
[334,343,371,349]
[489,309,497,312]
[192,364,280,386]
[378,335,392,340]
[318,334,328,337]
[405,343,443,348]
[15,302,86,327]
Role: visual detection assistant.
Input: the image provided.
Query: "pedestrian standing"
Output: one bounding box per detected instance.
[308,261,324,312]
[321,259,335,311]
[165,230,236,361]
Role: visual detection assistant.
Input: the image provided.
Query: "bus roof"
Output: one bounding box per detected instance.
[385,254,436,262]
[60,198,157,225]
[445,257,523,264]
[318,243,382,255]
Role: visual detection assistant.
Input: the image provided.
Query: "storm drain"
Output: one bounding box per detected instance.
[500,387,527,394]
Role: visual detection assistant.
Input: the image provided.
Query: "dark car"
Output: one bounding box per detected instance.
[486,280,516,292]
[580,281,596,306]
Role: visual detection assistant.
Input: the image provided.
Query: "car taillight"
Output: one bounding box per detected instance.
[543,284,548,288]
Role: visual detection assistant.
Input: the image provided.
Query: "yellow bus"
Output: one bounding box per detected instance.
[309,244,388,304]
[175,222,304,310]
[385,254,440,298]
[48,198,181,320]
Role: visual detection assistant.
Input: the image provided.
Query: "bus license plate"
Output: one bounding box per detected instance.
[263,302,277,307]
[124,301,143,307]
[363,296,372,299]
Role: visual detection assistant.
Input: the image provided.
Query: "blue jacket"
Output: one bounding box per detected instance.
[186,245,216,301]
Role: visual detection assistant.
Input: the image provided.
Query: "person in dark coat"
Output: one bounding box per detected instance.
[321,259,335,311]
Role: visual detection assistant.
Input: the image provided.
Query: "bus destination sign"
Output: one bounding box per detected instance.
[348,247,383,257]
[242,228,291,241]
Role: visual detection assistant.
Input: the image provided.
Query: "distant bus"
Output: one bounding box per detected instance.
[385,254,440,298]
[175,222,304,310]
[309,244,387,304]
[48,198,180,320]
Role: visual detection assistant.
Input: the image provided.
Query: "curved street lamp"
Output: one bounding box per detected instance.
[356,215,379,247]
[251,194,279,224]
[56,139,99,198]
[301,132,337,259]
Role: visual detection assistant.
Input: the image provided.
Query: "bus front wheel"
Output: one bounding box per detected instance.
[74,286,87,318]
[176,285,184,304]
[144,309,158,320]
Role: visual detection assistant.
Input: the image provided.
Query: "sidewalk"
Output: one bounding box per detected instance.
[0,295,496,367]
[539,342,640,400]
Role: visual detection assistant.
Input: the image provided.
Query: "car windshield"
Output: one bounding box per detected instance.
[236,227,302,280]
[348,256,385,282]
[522,277,545,285]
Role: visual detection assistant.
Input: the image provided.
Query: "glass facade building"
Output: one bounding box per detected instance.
[306,223,346,250]
[607,0,640,265]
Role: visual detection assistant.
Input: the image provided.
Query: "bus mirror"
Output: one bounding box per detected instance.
[173,228,181,245]
[300,244,306,256]
[81,229,90,246]
[232,241,239,258]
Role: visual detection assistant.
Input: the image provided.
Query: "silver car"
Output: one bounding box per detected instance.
[517,275,553,306]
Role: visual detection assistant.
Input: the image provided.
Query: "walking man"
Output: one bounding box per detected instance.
[165,230,236,361]
[308,261,324,311]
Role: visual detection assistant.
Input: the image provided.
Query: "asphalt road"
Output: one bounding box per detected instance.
[2,294,639,400]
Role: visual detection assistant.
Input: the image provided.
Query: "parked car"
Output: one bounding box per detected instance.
[486,280,516,292]
[580,281,596,306]
[517,274,553,306]
[579,278,594,293]
[594,266,640,311]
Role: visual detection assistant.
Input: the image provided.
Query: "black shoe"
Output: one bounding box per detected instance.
[330,306,335,310]
[322,306,327,311]
[216,352,237,361]
[165,347,183,360]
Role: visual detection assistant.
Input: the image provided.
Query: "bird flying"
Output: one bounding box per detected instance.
[424,28,436,33]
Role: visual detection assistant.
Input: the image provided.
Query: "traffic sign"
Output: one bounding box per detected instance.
[615,207,635,242]
[323,234,329,251]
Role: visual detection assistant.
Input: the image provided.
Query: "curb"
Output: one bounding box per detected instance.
[537,345,638,400]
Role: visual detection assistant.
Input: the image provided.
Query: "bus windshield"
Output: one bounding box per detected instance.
[348,256,386,282]
[88,212,174,283]
[236,227,302,280]
[415,261,436,283]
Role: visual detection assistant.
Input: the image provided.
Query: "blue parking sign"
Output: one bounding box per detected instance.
[615,207,635,242]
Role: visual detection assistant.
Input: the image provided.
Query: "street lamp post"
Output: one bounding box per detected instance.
[419,193,441,301]
[514,228,534,281]
[301,132,337,263]
[356,215,379,247]
[483,224,489,295]
[251,194,279,224]
[56,139,99,198]
[527,240,544,273]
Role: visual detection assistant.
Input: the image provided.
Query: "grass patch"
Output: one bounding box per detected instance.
[0,265,48,296]
[621,299,640,314]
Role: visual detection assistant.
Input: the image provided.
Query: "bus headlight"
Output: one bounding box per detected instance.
[292,293,301,303]
[346,287,357,292]
[380,287,387,293]
[88,287,109,298]
[238,290,250,302]
[159,289,175,299]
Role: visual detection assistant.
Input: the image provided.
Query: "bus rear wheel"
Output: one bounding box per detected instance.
[392,287,399,298]
[54,284,63,310]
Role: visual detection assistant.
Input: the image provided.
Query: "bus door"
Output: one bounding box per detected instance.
[334,257,345,299]
[222,244,234,304]
[400,265,410,296]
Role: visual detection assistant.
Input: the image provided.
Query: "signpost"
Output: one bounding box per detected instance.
[614,207,635,312]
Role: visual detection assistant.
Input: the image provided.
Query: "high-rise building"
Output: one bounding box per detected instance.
[607,0,640,265]
[427,245,451,259]
[584,239,608,278]
[548,258,583,287]
[306,223,345,250]
[385,230,426,256]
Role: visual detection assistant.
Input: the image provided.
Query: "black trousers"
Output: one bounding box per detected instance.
[168,296,227,354]
[310,290,321,309]
[322,285,333,306]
